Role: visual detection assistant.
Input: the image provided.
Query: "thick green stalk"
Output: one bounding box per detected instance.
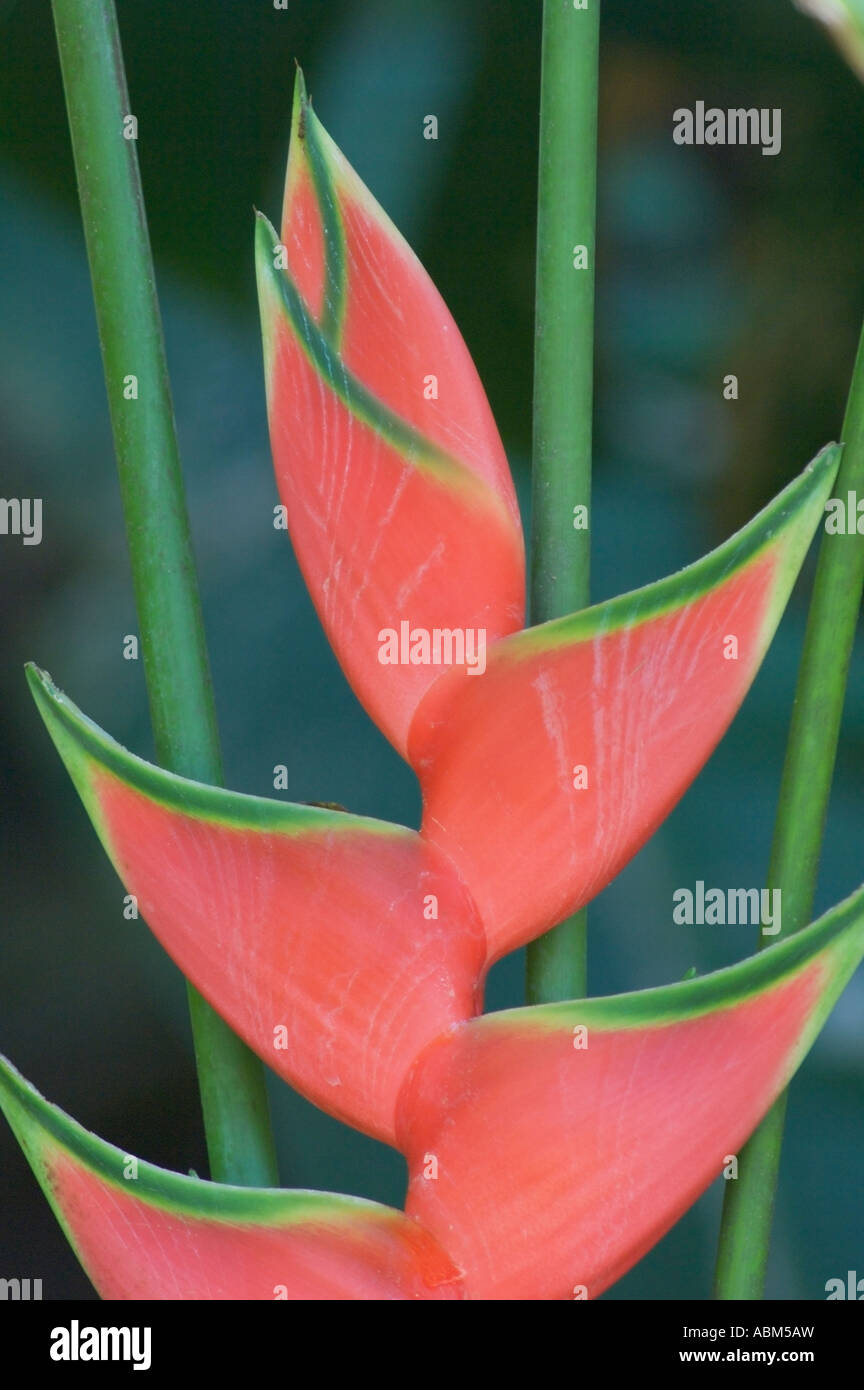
[527,0,600,1004]
[51,0,278,1186]
[714,321,864,1297]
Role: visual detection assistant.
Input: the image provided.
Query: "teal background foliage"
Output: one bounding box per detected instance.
[0,0,862,1298]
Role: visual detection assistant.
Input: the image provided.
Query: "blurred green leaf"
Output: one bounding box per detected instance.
[796,0,864,81]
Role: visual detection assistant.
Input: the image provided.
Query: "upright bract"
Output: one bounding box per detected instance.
[258,74,525,757]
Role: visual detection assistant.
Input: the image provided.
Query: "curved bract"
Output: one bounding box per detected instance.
[0,1057,464,1301]
[412,447,839,960]
[399,885,864,1299]
[26,665,486,1147]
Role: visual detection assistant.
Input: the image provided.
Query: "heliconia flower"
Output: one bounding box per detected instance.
[26,665,486,1147]
[25,70,842,1152]
[399,885,864,1299]
[11,71,859,1303]
[0,1055,464,1301]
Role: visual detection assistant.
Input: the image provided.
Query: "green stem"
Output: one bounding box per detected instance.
[51,0,278,1187]
[714,321,864,1297]
[526,0,600,1004]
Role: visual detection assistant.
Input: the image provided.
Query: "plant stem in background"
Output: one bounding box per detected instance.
[714,321,864,1297]
[527,0,600,1004]
[50,0,279,1186]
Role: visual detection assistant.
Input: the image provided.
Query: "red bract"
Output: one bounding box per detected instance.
[3,886,863,1299]
[26,666,486,1146]
[258,72,525,757]
[5,72,862,1301]
[410,466,835,958]
[400,894,864,1298]
[0,1057,463,1301]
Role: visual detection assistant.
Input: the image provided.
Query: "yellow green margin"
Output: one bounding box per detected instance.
[255,212,513,531]
[486,881,864,1038]
[283,67,347,347]
[281,67,433,353]
[0,1053,411,1230]
[27,664,413,844]
[512,445,838,660]
[6,877,860,1236]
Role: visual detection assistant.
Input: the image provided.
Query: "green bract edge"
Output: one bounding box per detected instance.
[502,444,840,659]
[481,881,864,1035]
[304,67,431,294]
[294,66,444,348]
[289,69,347,347]
[0,1052,407,1230]
[25,663,411,840]
[254,210,514,525]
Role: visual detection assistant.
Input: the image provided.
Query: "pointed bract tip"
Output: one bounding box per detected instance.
[24,661,56,707]
[25,663,74,722]
[254,210,281,278]
[0,1049,20,1096]
[292,64,309,139]
[255,208,278,242]
[0,1052,53,1156]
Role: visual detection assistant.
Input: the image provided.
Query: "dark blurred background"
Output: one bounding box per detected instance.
[1,0,863,1300]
